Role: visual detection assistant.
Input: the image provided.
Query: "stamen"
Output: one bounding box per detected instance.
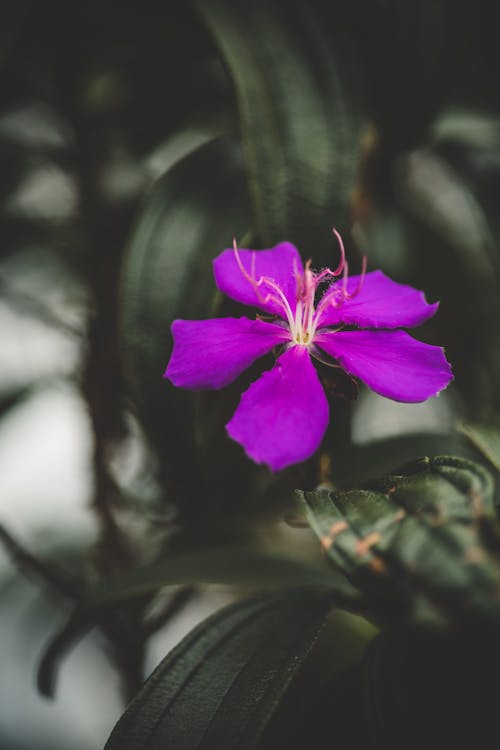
[232,234,366,349]
[310,236,368,335]
[344,254,367,300]
[232,240,296,330]
[232,239,266,303]
[331,228,347,276]
[342,259,349,296]
[259,278,296,330]
[309,343,344,369]
[312,228,347,284]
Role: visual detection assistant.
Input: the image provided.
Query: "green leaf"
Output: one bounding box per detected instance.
[393,146,500,416]
[458,421,500,474]
[103,591,333,750]
[298,619,500,750]
[331,431,479,483]
[395,148,500,283]
[119,135,252,507]
[37,547,354,698]
[297,456,500,625]
[197,1,362,248]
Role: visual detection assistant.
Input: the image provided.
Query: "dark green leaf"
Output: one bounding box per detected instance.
[104,591,333,750]
[297,456,500,625]
[37,547,354,698]
[395,148,500,284]
[299,620,500,750]
[331,431,479,483]
[119,135,252,507]
[354,2,450,155]
[393,146,500,416]
[458,421,500,474]
[197,1,362,249]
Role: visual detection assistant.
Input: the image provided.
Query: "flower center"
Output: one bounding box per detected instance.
[233,229,366,347]
[289,261,317,345]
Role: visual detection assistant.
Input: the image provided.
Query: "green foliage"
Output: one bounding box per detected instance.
[119,1,366,514]
[292,620,500,750]
[459,421,500,473]
[3,2,500,749]
[103,591,333,750]
[197,1,362,249]
[37,546,354,698]
[297,456,500,625]
[119,136,258,511]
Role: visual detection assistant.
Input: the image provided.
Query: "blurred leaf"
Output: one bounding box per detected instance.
[0,216,75,260]
[297,456,500,625]
[0,382,33,420]
[358,621,500,749]
[333,431,479,483]
[459,422,500,474]
[361,1,448,153]
[297,618,500,750]
[395,148,500,283]
[119,135,251,506]
[104,590,333,750]
[392,146,500,416]
[67,546,351,607]
[197,0,363,249]
[259,607,378,750]
[38,546,353,698]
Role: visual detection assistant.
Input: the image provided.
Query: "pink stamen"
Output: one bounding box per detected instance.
[344,254,367,300]
[342,259,349,297]
[309,343,344,369]
[232,232,367,346]
[232,239,267,305]
[331,228,347,276]
[312,236,368,323]
[232,241,296,328]
[312,228,347,285]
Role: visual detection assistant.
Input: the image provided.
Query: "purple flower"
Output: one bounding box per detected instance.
[164,231,453,472]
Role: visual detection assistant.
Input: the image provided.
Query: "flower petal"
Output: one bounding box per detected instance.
[165,317,290,389]
[226,345,329,471]
[213,242,302,317]
[317,270,439,329]
[315,329,453,402]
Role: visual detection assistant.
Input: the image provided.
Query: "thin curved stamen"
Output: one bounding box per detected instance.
[233,233,367,348]
[312,228,347,284]
[313,271,347,323]
[313,249,368,324]
[233,239,267,304]
[232,241,296,329]
[259,276,296,328]
[331,227,347,276]
[309,344,344,369]
[342,259,349,296]
[344,254,367,300]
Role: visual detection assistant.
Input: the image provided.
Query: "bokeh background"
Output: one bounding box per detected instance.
[2,2,500,747]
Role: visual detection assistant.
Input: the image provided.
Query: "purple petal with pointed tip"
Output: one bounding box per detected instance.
[165,317,290,390]
[315,329,453,402]
[226,345,329,471]
[317,270,439,329]
[213,242,302,317]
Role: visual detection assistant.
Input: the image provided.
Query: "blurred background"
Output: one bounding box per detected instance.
[2,1,500,747]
